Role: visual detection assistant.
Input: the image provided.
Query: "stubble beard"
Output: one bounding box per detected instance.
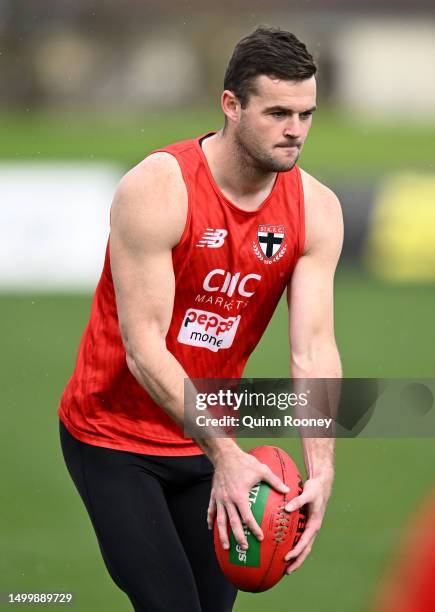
[233,122,300,174]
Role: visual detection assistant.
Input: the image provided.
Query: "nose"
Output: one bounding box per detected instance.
[283,116,302,139]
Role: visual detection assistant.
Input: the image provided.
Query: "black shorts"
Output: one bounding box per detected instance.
[59,420,237,612]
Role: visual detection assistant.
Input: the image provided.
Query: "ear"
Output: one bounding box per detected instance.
[221,90,241,126]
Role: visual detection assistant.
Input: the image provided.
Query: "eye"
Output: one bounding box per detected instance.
[300,112,313,121]
[271,111,286,118]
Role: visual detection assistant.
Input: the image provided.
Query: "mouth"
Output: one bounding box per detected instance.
[275,143,301,149]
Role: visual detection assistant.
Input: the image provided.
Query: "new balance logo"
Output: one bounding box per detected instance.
[196,228,228,248]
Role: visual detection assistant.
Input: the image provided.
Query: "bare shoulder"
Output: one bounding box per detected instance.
[299,167,343,257]
[299,167,341,211]
[111,152,188,250]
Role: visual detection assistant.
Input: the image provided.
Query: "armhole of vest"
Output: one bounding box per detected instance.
[149,148,192,252]
[295,166,306,258]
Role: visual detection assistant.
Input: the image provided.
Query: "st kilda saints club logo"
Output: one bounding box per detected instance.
[252,224,287,264]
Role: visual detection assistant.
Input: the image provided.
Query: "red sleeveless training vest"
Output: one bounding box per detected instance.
[58,132,305,455]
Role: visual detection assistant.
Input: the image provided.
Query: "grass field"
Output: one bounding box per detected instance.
[1,109,434,611]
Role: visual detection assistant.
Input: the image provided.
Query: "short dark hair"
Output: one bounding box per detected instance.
[223,26,317,108]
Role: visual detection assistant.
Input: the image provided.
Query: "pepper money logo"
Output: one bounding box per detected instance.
[177,308,241,352]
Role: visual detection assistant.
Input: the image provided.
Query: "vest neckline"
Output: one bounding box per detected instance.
[195,131,282,217]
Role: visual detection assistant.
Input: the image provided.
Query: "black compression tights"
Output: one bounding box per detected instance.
[59,420,237,612]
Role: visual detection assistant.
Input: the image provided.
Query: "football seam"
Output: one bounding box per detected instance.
[255,447,288,592]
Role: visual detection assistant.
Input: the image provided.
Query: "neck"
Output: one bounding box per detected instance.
[201,130,277,206]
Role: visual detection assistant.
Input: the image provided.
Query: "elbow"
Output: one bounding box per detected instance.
[291,337,342,378]
[291,351,313,376]
[126,351,141,380]
[291,349,318,377]
[121,325,166,381]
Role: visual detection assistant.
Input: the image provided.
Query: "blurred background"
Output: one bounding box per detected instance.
[1,0,435,610]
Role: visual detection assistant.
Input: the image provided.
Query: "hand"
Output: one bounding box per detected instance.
[207,446,290,551]
[284,472,333,574]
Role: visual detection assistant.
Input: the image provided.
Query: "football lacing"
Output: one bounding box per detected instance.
[273,506,290,543]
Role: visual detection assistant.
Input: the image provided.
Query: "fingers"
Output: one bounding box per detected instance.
[284,516,320,576]
[207,494,216,530]
[286,541,313,574]
[281,476,330,575]
[215,502,230,550]
[285,490,311,512]
[285,477,323,512]
[237,500,263,542]
[261,465,289,494]
[285,517,321,562]
[215,500,263,549]
[226,502,249,550]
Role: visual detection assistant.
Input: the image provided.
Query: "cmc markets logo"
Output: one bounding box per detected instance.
[253,224,287,264]
[193,268,262,313]
[203,269,261,298]
[177,309,241,352]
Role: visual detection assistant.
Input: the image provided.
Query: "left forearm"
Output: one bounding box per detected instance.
[302,438,334,486]
[291,339,341,480]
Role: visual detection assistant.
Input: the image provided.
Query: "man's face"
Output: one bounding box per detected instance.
[232,74,317,172]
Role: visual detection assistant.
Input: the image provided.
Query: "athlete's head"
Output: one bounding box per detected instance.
[222,26,317,172]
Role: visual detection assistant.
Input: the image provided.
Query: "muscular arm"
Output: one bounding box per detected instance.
[284,169,343,572]
[111,154,231,449]
[110,153,288,549]
[110,153,187,425]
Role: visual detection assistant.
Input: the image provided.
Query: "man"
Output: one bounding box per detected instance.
[59,26,342,611]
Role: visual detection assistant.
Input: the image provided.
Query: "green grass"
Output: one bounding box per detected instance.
[1,267,435,611]
[2,109,435,178]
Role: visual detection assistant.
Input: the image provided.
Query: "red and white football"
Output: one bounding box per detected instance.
[213,445,306,592]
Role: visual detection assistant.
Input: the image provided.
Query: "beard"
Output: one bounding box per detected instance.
[233,119,300,173]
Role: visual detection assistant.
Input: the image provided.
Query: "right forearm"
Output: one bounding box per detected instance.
[126,347,240,463]
[126,347,186,427]
[197,433,240,465]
